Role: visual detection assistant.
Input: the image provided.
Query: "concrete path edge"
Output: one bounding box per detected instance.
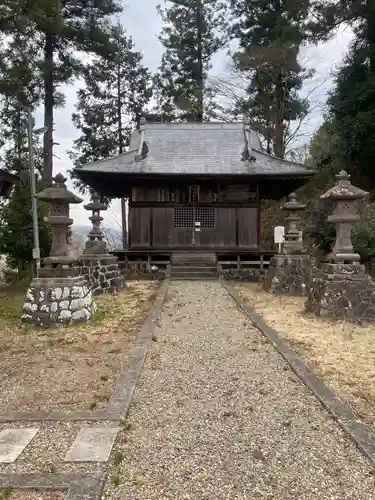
[222,281,375,467]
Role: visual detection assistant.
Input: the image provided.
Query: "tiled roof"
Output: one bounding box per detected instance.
[76,122,312,177]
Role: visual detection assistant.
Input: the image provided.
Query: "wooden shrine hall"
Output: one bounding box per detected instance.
[74,120,313,270]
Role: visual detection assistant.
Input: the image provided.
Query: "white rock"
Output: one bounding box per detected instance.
[70,298,84,311]
[71,310,86,321]
[21,313,32,321]
[40,304,50,312]
[59,310,72,322]
[62,287,70,300]
[51,302,58,313]
[26,289,35,302]
[23,302,37,313]
[60,300,69,310]
[71,286,83,299]
[39,290,45,302]
[51,287,62,300]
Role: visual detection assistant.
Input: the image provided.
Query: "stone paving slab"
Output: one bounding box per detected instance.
[0,474,105,500]
[0,429,39,463]
[64,428,119,463]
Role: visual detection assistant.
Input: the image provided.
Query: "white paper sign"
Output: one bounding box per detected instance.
[274,226,285,244]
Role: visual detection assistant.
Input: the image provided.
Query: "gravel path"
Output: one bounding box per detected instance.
[104,281,375,500]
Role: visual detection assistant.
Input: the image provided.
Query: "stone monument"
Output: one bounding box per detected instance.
[264,192,312,296]
[80,192,122,295]
[305,170,375,323]
[21,173,95,327]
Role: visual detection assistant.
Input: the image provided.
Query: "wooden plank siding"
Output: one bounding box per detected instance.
[129,183,260,250]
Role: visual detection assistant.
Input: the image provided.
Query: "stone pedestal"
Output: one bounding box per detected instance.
[80,255,122,295]
[80,193,122,295]
[264,254,312,296]
[264,193,312,296]
[305,170,375,323]
[305,263,375,323]
[21,173,95,327]
[21,266,95,327]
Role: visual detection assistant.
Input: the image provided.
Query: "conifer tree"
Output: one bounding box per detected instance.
[230,0,319,157]
[153,0,227,122]
[70,23,152,178]
[1,0,123,186]
[326,1,375,193]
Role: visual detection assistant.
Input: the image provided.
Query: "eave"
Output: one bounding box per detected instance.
[74,169,315,201]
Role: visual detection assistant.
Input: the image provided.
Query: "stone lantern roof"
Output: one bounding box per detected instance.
[320,170,368,201]
[36,173,83,204]
[282,192,306,212]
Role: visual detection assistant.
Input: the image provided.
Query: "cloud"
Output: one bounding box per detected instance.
[45,1,353,232]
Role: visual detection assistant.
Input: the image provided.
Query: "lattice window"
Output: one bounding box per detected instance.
[195,207,215,228]
[173,207,216,228]
[174,208,194,228]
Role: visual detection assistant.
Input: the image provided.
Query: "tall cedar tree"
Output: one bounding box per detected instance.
[327,1,375,193]
[70,24,152,247]
[230,0,321,158]
[70,23,152,185]
[153,0,227,122]
[1,0,123,187]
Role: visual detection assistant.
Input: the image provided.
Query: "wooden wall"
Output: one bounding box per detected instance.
[129,205,259,249]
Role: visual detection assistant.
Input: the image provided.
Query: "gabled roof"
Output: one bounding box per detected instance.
[75,122,313,178]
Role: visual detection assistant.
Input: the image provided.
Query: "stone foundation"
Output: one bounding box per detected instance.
[305,263,375,323]
[220,267,263,282]
[264,254,312,296]
[80,256,122,295]
[21,273,95,327]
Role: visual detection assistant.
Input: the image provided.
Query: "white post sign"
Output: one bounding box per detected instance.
[274,225,285,253]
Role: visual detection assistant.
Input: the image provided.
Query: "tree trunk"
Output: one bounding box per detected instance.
[196,0,204,122]
[117,61,128,249]
[273,73,285,158]
[43,32,54,187]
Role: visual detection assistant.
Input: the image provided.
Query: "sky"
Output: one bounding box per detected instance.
[35,0,354,230]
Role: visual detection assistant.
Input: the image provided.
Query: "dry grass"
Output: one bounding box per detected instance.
[236,282,375,428]
[0,280,160,414]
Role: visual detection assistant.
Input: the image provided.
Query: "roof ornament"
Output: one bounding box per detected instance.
[74,159,82,169]
[242,120,256,162]
[135,117,148,162]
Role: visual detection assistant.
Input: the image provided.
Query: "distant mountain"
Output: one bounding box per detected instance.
[73,225,124,250]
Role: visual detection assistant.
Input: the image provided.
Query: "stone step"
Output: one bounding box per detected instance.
[170,271,218,279]
[171,266,218,273]
[170,276,219,281]
[172,252,216,264]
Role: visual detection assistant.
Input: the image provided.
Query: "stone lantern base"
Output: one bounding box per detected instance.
[21,266,95,327]
[264,254,312,296]
[305,263,375,324]
[80,254,123,296]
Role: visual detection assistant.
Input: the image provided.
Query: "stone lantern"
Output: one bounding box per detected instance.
[282,193,306,254]
[38,173,83,266]
[80,192,122,295]
[305,171,375,323]
[320,170,367,263]
[83,192,108,256]
[264,192,311,296]
[21,173,95,327]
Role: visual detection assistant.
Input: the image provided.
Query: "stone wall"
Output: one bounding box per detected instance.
[80,257,122,295]
[264,254,312,296]
[220,267,263,282]
[118,261,167,281]
[21,275,95,327]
